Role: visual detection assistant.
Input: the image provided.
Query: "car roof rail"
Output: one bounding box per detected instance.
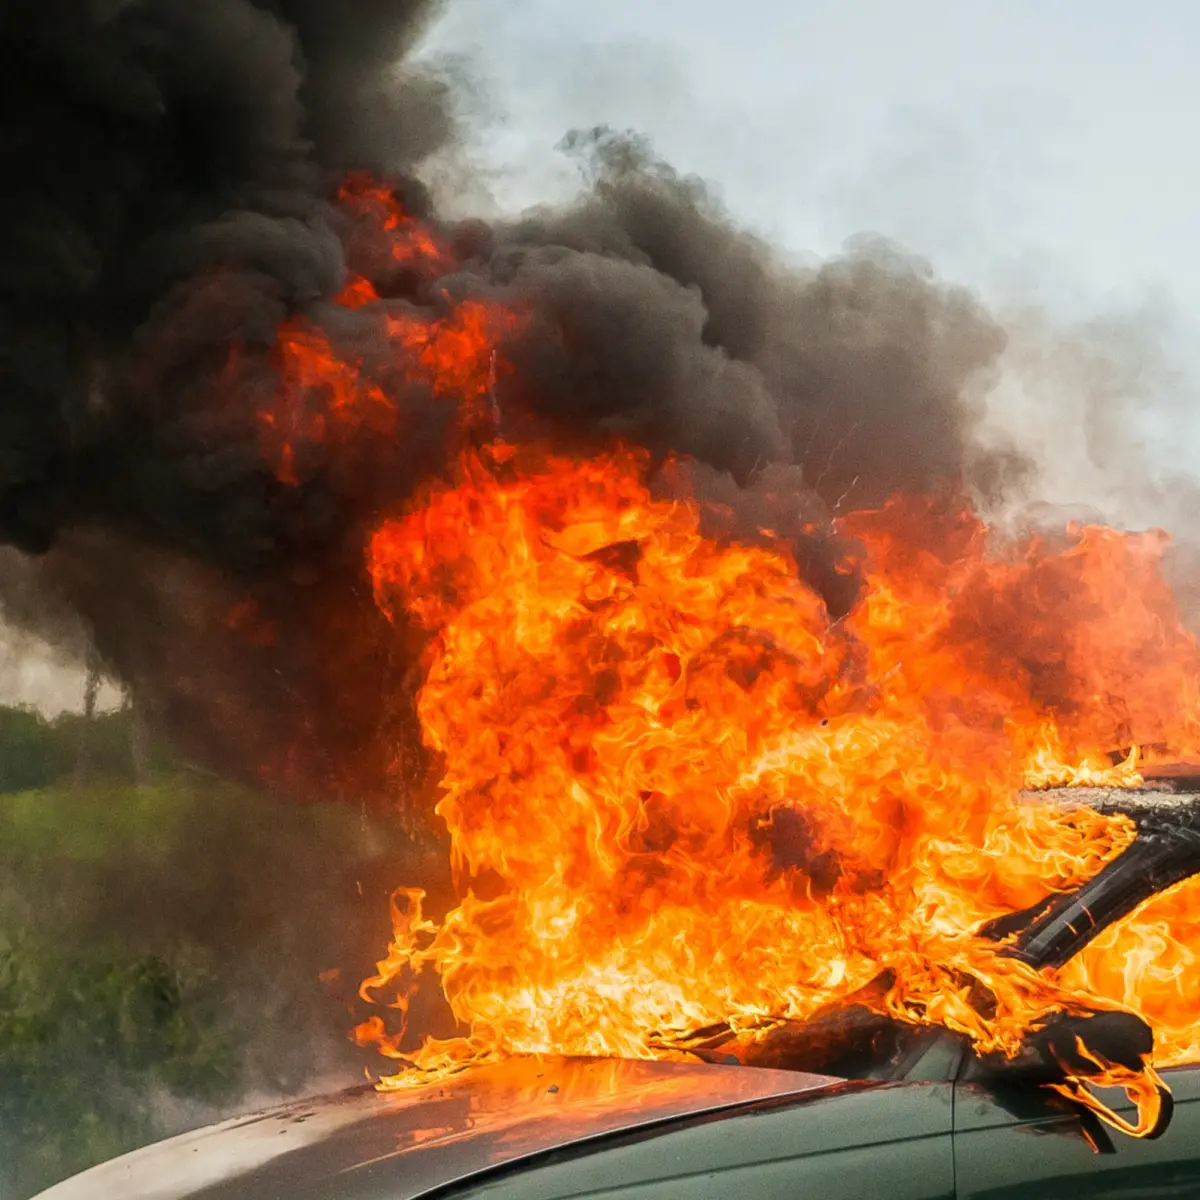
[982,790,1200,969]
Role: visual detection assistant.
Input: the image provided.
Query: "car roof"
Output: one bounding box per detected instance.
[32,1056,840,1200]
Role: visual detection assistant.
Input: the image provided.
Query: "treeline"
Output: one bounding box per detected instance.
[0,705,428,1199]
[0,704,169,793]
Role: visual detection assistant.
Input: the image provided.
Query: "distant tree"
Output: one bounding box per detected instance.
[73,648,103,786]
[0,708,59,793]
[127,689,150,785]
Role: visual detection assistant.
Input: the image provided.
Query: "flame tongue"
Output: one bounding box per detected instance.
[355,440,1199,1129]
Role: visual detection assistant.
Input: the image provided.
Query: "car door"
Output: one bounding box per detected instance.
[451,1079,956,1200]
[953,1063,1200,1197]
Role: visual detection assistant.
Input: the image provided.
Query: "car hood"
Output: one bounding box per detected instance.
[33,1056,840,1200]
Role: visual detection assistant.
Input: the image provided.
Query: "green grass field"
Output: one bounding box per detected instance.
[0,708,427,1199]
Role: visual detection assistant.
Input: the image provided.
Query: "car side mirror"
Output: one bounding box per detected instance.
[965,1009,1173,1141]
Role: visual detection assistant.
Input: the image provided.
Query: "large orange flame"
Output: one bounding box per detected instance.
[356,442,1200,1093]
[1064,872,1200,1065]
[256,175,1200,1131]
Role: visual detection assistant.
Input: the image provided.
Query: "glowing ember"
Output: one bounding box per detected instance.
[258,301,518,484]
[251,179,521,484]
[260,316,395,484]
[337,171,453,276]
[336,274,380,310]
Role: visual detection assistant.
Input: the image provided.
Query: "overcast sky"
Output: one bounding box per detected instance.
[425,0,1198,315]
[417,0,1200,513]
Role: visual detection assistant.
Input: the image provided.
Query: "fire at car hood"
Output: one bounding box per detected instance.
[32,1057,839,1200]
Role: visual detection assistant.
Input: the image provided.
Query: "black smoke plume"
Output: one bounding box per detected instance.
[0,1,1021,806]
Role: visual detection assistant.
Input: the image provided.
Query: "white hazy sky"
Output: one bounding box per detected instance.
[420,0,1200,491]
[425,0,1199,315]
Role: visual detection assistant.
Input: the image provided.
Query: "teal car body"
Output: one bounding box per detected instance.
[32,1039,1200,1200]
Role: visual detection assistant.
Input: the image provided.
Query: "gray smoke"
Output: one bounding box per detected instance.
[0,2,1019,804]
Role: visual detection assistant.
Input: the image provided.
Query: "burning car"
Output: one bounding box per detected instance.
[33,783,1200,1200]
[27,172,1200,1200]
[12,7,1200,1198]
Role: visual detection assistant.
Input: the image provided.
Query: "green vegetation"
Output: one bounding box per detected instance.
[0,706,421,1199]
[0,937,238,1195]
[0,705,174,795]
